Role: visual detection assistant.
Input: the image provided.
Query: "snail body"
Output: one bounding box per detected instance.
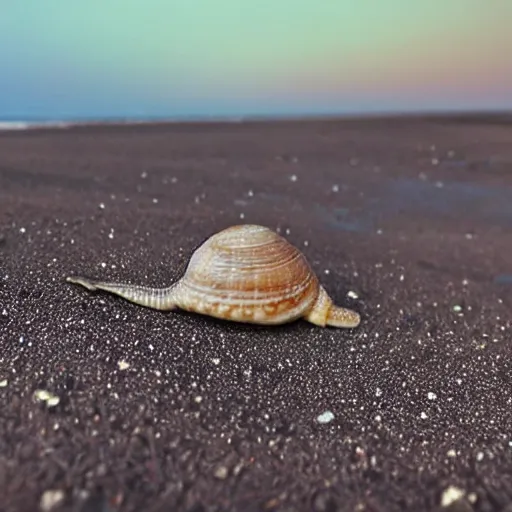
[66,224,361,328]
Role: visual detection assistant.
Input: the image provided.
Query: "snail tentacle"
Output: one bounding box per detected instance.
[66,276,179,311]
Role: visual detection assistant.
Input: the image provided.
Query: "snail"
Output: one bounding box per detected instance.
[66,224,361,328]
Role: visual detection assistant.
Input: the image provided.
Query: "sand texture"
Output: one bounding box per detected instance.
[1,115,512,512]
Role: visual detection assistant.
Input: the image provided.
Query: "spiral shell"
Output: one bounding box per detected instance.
[175,224,320,324]
[66,224,361,329]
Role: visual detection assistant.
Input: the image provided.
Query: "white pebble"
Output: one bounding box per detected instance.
[118,360,130,371]
[317,410,335,424]
[347,290,359,300]
[289,174,297,182]
[440,486,465,507]
[40,489,65,511]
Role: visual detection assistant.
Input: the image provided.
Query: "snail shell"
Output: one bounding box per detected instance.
[66,224,361,328]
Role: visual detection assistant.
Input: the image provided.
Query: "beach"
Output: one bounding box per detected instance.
[1,115,511,512]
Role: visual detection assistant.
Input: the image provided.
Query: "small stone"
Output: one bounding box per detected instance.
[317,411,335,424]
[213,465,229,480]
[40,489,65,511]
[441,486,465,507]
[0,379,8,387]
[117,360,130,371]
[347,291,359,299]
[47,396,60,407]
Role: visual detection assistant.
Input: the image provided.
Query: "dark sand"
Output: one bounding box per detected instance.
[0,115,511,512]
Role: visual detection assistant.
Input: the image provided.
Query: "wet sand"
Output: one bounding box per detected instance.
[1,115,511,512]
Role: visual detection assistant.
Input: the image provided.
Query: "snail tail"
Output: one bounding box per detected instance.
[326,305,361,328]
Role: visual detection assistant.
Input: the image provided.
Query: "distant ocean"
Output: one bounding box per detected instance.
[0,110,511,131]
[0,116,248,131]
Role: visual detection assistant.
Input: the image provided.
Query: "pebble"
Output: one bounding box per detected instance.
[117,360,130,371]
[441,486,465,507]
[213,465,229,480]
[40,489,65,511]
[316,411,335,424]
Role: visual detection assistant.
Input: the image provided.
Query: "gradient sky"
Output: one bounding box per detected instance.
[1,0,511,120]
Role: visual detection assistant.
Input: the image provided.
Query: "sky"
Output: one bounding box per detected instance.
[1,0,511,121]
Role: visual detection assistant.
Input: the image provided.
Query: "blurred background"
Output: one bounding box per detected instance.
[1,0,511,123]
